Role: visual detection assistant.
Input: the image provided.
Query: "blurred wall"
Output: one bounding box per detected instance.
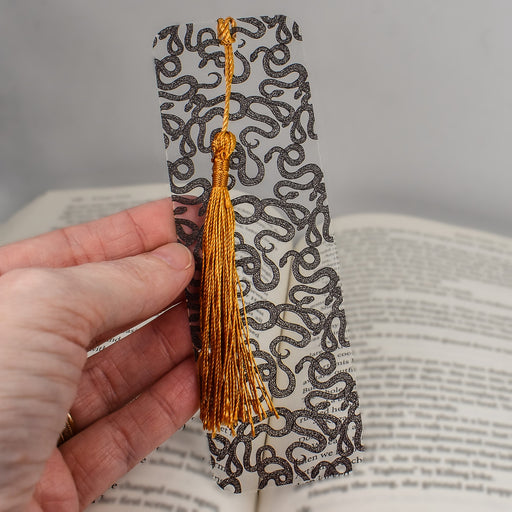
[1,1,512,235]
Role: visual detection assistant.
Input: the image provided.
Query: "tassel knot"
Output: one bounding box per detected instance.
[212,130,236,162]
[211,131,236,189]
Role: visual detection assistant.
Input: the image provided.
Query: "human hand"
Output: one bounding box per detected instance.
[0,198,198,512]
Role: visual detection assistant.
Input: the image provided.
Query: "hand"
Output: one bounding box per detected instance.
[0,198,198,512]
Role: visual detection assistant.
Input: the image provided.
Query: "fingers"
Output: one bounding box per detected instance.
[0,240,195,511]
[0,198,175,274]
[1,242,195,351]
[71,301,193,432]
[61,357,199,508]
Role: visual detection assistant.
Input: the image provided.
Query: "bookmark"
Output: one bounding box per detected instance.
[153,14,363,492]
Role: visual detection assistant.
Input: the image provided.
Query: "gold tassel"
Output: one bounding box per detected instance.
[198,17,277,436]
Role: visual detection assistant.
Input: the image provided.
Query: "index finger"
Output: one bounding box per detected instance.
[0,198,175,274]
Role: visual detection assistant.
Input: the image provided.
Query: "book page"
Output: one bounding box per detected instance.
[88,415,252,512]
[0,183,170,244]
[259,213,512,511]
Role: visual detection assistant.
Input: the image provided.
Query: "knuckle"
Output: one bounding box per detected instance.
[115,256,155,285]
[86,360,123,414]
[108,414,140,471]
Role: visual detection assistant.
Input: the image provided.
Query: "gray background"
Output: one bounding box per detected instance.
[1,1,511,235]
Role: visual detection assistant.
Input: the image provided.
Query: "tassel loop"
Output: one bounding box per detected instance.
[217,17,236,46]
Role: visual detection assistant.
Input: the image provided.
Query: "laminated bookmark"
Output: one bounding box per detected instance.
[153,15,363,492]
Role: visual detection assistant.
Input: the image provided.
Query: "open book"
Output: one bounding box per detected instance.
[2,183,512,511]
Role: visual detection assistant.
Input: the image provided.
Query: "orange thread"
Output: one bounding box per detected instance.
[198,17,277,436]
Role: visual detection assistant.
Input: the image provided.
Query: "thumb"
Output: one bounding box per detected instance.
[1,241,194,349]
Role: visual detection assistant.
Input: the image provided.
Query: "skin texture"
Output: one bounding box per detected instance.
[0,198,199,512]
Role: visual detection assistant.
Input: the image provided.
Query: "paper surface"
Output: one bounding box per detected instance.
[4,186,512,509]
[260,214,512,511]
[153,15,363,492]
[0,184,171,245]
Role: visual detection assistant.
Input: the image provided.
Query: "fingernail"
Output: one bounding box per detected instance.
[154,243,193,270]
